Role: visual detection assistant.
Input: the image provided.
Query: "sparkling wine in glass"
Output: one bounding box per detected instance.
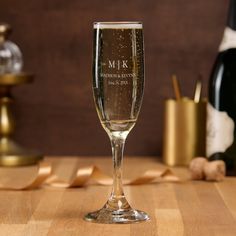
[84,22,149,224]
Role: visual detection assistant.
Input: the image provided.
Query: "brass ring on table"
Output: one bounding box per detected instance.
[0,154,43,167]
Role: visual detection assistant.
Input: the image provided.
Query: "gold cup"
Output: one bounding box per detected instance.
[163,98,207,166]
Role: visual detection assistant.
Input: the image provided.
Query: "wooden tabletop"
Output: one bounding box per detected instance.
[0,156,236,236]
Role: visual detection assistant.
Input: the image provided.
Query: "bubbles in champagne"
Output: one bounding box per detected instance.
[93,25,144,133]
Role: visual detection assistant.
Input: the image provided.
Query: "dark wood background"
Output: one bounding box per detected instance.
[0,0,228,156]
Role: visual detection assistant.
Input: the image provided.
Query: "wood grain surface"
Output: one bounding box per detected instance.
[0,0,229,156]
[0,156,235,236]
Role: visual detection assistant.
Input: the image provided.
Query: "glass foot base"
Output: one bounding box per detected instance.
[84,208,149,224]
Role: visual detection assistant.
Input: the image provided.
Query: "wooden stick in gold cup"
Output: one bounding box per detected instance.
[172,74,182,100]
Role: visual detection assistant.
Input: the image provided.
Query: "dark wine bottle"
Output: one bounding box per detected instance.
[208,0,236,175]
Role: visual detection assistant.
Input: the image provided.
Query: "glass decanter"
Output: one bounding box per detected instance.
[0,23,23,74]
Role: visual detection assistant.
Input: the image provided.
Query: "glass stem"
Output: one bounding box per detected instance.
[110,136,127,208]
[110,136,125,199]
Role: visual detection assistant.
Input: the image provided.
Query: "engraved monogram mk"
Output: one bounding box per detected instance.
[108,60,128,70]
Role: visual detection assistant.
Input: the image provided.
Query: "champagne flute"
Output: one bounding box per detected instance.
[84,22,149,224]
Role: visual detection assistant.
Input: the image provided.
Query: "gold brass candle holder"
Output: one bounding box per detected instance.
[0,73,43,166]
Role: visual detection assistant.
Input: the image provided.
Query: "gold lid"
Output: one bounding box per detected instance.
[0,23,11,41]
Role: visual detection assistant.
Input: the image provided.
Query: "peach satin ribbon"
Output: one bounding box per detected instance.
[0,161,180,190]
